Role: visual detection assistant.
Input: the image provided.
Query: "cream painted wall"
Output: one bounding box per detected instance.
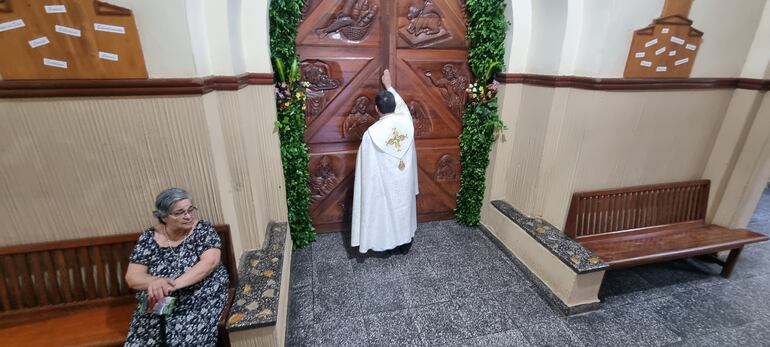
[572,0,662,76]
[0,0,282,250]
[525,0,568,74]
[491,0,770,231]
[492,85,737,229]
[513,0,769,78]
[702,90,765,221]
[242,0,273,74]
[109,0,767,79]
[106,0,272,77]
[109,0,198,77]
[712,92,770,228]
[741,1,770,79]
[0,86,286,256]
[505,0,532,72]
[0,95,223,244]
[690,0,767,78]
[546,89,731,227]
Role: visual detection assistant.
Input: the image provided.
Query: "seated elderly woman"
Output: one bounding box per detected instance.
[124,188,229,346]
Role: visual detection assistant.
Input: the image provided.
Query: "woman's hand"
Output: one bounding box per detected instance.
[147,277,175,308]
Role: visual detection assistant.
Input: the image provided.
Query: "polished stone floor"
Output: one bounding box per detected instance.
[286,186,770,346]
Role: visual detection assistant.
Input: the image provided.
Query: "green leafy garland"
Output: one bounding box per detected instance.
[456,0,508,226]
[269,0,315,249]
[268,0,507,243]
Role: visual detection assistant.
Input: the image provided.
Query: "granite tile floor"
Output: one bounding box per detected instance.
[286,186,770,346]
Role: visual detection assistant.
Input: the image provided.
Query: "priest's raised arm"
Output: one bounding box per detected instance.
[350,69,419,254]
[381,70,408,117]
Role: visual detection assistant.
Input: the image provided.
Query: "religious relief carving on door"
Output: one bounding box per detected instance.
[310,155,340,204]
[434,154,460,182]
[424,64,468,116]
[301,61,341,118]
[399,0,451,47]
[408,100,433,137]
[342,96,378,139]
[315,0,379,41]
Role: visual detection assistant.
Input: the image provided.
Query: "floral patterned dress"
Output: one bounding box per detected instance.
[125,220,229,346]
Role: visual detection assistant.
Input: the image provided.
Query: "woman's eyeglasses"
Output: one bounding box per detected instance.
[169,206,198,218]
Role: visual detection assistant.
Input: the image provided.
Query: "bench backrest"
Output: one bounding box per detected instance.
[564,180,710,240]
[0,224,236,314]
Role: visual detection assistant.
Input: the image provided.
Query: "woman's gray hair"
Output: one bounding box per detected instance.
[153,188,192,223]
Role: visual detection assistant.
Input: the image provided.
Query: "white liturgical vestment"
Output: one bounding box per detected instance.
[351,87,419,253]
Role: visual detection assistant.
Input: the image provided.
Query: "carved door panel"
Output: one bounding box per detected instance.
[298,0,469,232]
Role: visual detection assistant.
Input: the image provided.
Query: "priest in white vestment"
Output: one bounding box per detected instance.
[351,69,419,253]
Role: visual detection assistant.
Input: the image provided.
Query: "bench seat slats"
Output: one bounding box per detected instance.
[65,249,86,301]
[14,254,37,308]
[52,250,74,303]
[77,248,97,300]
[107,244,121,296]
[103,244,119,297]
[2,256,23,310]
[90,246,109,298]
[581,224,769,268]
[40,251,62,305]
[0,265,10,311]
[27,253,49,306]
[566,180,711,239]
[565,180,768,278]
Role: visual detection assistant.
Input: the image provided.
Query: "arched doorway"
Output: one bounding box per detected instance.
[298,0,471,232]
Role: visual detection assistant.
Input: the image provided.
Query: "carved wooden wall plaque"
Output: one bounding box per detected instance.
[0,0,147,80]
[624,0,701,78]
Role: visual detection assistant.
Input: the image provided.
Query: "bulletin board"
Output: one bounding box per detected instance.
[624,15,702,78]
[0,0,147,80]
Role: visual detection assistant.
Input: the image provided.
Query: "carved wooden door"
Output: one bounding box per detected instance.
[298,0,470,232]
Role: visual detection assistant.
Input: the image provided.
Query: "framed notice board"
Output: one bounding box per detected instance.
[0,0,147,80]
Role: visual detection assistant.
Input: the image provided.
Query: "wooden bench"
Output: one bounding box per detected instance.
[0,224,237,346]
[564,180,768,278]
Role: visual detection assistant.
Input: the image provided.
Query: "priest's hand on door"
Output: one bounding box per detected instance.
[382,69,392,89]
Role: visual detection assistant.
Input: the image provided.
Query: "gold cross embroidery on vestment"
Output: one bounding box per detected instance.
[386,128,408,170]
[386,128,408,151]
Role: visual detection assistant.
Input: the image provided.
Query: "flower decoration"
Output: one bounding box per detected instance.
[466,80,500,103]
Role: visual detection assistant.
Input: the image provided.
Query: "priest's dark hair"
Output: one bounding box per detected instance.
[375,90,396,114]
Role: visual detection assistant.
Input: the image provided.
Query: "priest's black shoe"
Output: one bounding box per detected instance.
[396,239,413,254]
